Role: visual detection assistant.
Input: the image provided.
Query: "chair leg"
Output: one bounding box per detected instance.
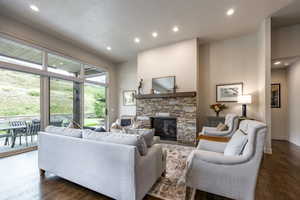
[4,137,8,145]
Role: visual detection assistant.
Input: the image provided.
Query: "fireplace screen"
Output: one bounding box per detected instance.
[151,117,177,141]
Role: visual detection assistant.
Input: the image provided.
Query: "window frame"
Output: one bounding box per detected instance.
[0,34,109,130]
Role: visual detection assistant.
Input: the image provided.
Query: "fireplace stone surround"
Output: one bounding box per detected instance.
[136,95,197,144]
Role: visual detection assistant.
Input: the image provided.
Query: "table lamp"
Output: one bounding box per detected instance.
[237,95,252,118]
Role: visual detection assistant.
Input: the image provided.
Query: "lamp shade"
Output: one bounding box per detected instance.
[237,95,252,104]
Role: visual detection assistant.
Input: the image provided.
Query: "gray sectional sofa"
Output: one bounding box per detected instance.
[38,128,166,200]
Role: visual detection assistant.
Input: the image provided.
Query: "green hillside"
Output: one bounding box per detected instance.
[0,69,105,126]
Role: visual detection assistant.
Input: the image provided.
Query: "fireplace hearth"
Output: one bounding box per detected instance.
[151,117,177,141]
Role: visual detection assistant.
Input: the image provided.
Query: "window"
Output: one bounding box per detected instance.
[48,53,82,77]
[0,68,40,154]
[49,78,74,127]
[84,83,106,128]
[0,37,43,69]
[84,65,107,84]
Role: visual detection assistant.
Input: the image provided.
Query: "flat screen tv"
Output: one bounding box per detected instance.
[152,76,175,94]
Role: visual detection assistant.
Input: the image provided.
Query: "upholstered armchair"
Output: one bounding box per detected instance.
[201,113,239,137]
[186,120,267,200]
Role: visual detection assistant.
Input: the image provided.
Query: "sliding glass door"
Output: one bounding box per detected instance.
[0,35,109,157]
[84,83,107,129]
[49,78,74,127]
[0,68,40,155]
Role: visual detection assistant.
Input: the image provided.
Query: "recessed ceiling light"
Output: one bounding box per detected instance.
[152,32,158,38]
[284,62,289,66]
[274,61,281,65]
[106,46,112,51]
[226,8,235,16]
[134,37,140,43]
[60,62,63,65]
[30,4,39,12]
[172,26,179,32]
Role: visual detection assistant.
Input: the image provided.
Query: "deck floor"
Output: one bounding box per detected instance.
[0,135,37,154]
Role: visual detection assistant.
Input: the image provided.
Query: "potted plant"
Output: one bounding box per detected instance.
[209,103,228,117]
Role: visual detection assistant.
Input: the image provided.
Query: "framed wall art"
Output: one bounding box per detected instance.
[123,90,136,106]
[271,83,281,108]
[216,83,243,102]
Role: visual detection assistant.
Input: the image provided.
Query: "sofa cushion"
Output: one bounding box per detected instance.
[83,131,148,156]
[216,123,228,131]
[82,129,111,140]
[224,129,248,156]
[45,126,82,138]
[125,128,155,147]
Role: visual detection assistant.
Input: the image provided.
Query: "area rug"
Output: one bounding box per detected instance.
[148,144,195,200]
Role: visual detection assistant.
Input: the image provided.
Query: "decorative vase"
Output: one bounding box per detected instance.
[215,111,220,117]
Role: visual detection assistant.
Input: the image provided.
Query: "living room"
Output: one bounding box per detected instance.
[0,0,300,200]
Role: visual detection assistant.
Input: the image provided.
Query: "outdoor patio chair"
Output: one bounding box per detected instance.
[9,121,27,146]
[27,121,40,143]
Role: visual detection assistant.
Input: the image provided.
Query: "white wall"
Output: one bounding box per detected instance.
[137,39,198,93]
[272,24,300,59]
[257,18,272,153]
[198,33,260,122]
[116,59,137,117]
[287,60,300,146]
[198,19,271,153]
[271,69,288,140]
[0,15,118,124]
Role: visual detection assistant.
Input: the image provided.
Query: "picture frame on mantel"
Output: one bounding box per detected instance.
[152,76,176,94]
[123,90,136,106]
[216,83,243,102]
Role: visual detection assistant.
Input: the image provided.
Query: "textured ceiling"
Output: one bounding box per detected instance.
[0,0,293,63]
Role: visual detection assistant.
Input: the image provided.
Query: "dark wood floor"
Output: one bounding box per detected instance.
[0,140,299,200]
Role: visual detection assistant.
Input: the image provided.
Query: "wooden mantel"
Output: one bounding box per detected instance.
[135,92,196,99]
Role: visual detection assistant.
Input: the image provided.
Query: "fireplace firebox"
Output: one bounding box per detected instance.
[151,117,177,141]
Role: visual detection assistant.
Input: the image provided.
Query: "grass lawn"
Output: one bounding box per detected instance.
[0,69,106,121]
[84,118,104,127]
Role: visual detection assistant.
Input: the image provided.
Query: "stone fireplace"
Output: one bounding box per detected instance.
[136,93,197,144]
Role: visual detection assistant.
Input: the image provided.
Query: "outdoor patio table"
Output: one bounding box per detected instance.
[0,124,27,148]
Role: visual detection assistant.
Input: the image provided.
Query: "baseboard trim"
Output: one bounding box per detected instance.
[0,146,37,158]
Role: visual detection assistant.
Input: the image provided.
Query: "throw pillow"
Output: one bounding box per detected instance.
[126,128,155,147]
[132,120,142,129]
[102,133,148,156]
[83,131,148,156]
[216,123,228,131]
[45,126,82,138]
[224,129,248,156]
[111,122,121,129]
[94,127,106,132]
[67,121,82,129]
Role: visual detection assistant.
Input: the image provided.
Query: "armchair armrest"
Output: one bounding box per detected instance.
[197,135,228,153]
[202,126,231,137]
[197,135,230,143]
[192,149,246,165]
